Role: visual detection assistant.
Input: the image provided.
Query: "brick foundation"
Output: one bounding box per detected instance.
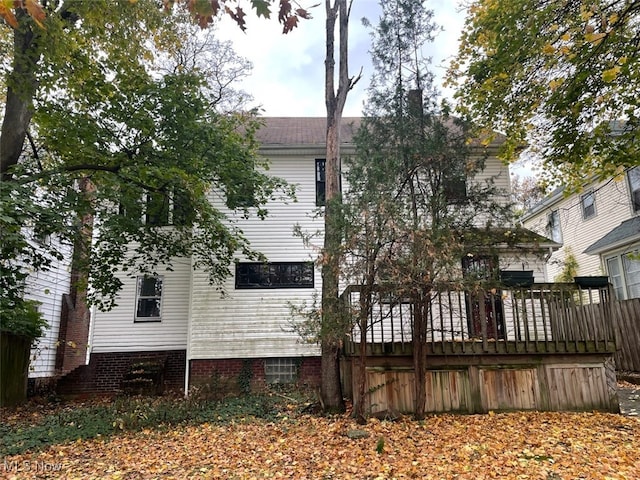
[56,350,186,396]
[189,356,321,390]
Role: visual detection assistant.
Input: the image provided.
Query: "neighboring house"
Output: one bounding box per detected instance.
[60,117,551,396]
[521,167,640,300]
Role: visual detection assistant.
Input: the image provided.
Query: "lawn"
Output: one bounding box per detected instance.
[1,392,639,479]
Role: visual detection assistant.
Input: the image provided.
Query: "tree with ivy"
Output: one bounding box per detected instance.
[449,0,640,190]
[343,0,518,420]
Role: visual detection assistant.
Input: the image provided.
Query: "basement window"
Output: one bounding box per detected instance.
[264,358,297,384]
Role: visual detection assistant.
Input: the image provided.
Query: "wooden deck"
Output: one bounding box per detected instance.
[340,283,620,414]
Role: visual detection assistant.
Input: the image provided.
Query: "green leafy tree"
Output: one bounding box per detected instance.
[449,0,640,189]
[344,0,517,420]
[0,1,292,336]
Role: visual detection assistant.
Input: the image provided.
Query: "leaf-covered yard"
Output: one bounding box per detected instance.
[2,404,639,479]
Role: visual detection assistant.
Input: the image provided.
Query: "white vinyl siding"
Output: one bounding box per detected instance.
[523,177,637,281]
[188,153,324,360]
[90,257,190,353]
[24,245,71,378]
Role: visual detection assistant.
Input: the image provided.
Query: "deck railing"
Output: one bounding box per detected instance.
[341,283,616,356]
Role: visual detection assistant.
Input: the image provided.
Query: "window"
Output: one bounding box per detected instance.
[120,189,193,227]
[146,192,170,226]
[581,191,596,219]
[444,163,467,203]
[462,255,498,282]
[316,159,326,206]
[265,358,297,384]
[628,167,640,213]
[135,275,163,320]
[606,250,640,300]
[235,262,314,289]
[546,210,562,243]
[172,189,195,226]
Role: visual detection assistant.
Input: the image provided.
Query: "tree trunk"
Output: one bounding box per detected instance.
[413,294,427,420]
[320,0,352,413]
[1,9,40,181]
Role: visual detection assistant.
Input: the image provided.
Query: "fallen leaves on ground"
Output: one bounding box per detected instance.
[2,411,639,479]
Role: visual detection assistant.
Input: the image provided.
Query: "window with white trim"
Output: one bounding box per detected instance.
[628,167,640,213]
[135,275,163,320]
[546,210,562,243]
[581,191,596,219]
[605,250,640,300]
[264,358,297,384]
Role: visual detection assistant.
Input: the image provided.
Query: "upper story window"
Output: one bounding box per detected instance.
[316,159,326,206]
[443,171,467,203]
[120,189,193,227]
[628,167,640,213]
[146,192,170,226]
[546,209,562,243]
[581,191,596,220]
[135,275,163,321]
[235,262,314,289]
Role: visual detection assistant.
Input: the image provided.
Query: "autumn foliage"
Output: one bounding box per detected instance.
[1,0,311,33]
[2,405,639,479]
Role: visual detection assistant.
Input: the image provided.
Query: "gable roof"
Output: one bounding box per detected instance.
[255,117,362,146]
[584,216,640,255]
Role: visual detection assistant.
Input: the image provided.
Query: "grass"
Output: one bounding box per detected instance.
[0,387,315,456]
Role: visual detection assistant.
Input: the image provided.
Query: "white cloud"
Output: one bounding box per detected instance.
[216,0,466,117]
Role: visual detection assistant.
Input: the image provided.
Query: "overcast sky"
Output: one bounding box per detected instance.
[217,0,466,117]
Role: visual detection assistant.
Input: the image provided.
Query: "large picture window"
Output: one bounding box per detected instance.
[135,275,163,320]
[235,262,314,289]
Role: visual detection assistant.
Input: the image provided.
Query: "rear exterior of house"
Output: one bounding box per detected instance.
[78,118,355,394]
[70,117,613,409]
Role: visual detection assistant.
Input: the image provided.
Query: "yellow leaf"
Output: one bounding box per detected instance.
[549,78,563,91]
[25,0,46,29]
[585,32,606,44]
[0,1,18,29]
[561,33,571,42]
[542,43,555,55]
[602,66,620,82]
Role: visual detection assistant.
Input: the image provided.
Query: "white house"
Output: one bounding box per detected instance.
[60,117,551,395]
[23,241,71,388]
[521,167,640,300]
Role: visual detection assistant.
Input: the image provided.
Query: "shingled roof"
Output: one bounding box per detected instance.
[255,117,362,145]
[584,216,640,255]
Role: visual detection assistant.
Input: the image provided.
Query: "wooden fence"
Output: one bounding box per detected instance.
[612,298,640,372]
